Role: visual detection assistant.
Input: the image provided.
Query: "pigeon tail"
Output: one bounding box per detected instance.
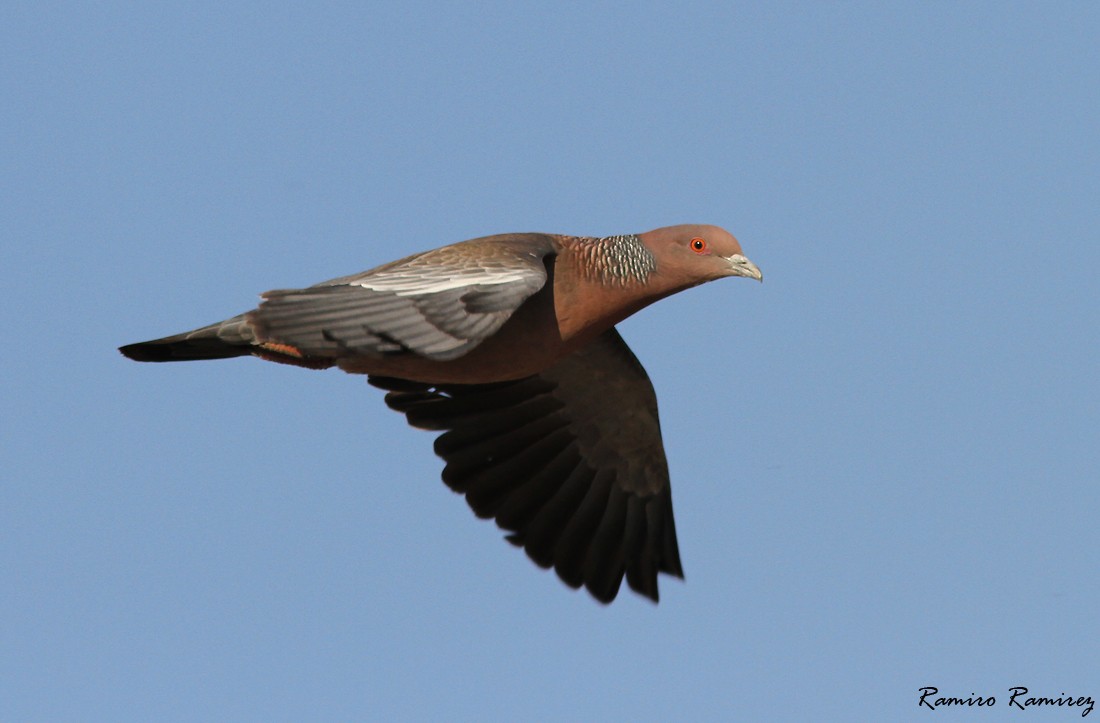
[120,316,253,362]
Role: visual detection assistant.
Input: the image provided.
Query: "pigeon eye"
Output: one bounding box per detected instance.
[690,238,707,253]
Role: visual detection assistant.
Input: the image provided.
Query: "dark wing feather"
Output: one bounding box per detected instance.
[250,234,554,361]
[369,328,683,604]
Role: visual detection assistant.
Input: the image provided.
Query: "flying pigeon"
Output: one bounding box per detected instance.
[120,224,762,603]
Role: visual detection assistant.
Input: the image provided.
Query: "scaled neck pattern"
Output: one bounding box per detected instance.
[566,234,657,287]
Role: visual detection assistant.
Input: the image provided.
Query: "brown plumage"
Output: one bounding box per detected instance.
[120,224,762,603]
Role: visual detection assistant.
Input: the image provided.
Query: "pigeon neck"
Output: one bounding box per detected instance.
[549,234,673,344]
[560,234,657,288]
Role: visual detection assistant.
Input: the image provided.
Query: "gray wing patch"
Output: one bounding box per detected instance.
[248,236,552,361]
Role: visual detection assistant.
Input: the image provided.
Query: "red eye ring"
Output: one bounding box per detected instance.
[690,237,707,253]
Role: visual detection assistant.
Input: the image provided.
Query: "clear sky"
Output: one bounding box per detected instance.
[3,2,1098,721]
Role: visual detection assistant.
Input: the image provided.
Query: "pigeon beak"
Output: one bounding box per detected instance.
[726,254,763,282]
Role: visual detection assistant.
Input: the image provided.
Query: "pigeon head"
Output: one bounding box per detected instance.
[640,224,763,286]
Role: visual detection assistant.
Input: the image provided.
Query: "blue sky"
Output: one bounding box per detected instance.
[3,2,1098,720]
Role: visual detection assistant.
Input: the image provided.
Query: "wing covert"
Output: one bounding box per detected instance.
[249,234,555,361]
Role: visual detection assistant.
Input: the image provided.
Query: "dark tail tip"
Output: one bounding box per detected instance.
[119,338,250,362]
[119,342,168,362]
